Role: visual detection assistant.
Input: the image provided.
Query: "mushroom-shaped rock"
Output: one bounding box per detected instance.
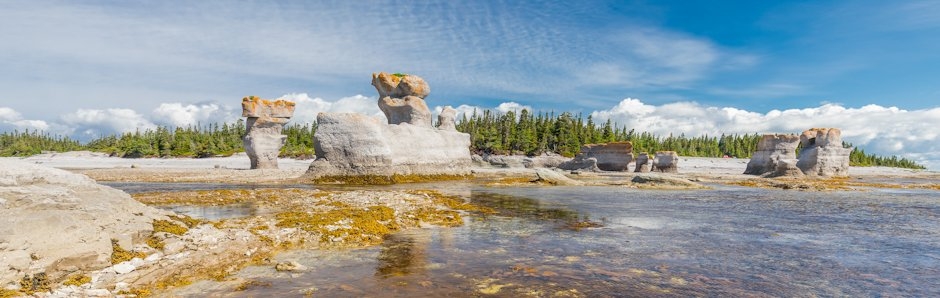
[241,96,295,169]
[372,72,433,127]
[744,134,800,176]
[651,151,679,173]
[304,72,472,181]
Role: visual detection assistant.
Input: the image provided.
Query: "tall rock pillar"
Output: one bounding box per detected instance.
[242,96,295,169]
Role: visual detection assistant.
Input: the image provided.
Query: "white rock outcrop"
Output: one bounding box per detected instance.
[0,159,169,287]
[242,96,296,169]
[305,72,471,180]
[796,128,851,177]
[743,134,801,176]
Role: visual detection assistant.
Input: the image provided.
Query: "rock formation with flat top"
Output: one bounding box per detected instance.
[558,142,633,171]
[305,73,471,181]
[634,152,651,173]
[242,96,295,169]
[743,134,800,176]
[796,128,851,177]
[651,151,679,173]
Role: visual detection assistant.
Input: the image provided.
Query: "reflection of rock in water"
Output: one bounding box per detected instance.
[470,192,603,231]
[375,234,426,278]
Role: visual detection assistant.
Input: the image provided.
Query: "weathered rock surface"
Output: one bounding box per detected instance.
[307,113,470,179]
[559,142,634,171]
[743,134,800,176]
[473,154,570,169]
[374,72,433,126]
[534,168,584,186]
[306,72,471,180]
[557,157,600,172]
[768,159,804,178]
[651,151,679,173]
[634,152,651,173]
[436,106,458,131]
[242,96,296,169]
[797,128,851,177]
[631,174,704,189]
[0,159,169,287]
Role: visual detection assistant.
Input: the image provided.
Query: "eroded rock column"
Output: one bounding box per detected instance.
[634,152,651,173]
[796,128,851,177]
[743,134,800,176]
[242,96,295,169]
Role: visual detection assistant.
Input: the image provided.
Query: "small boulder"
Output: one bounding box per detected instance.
[534,169,584,186]
[275,261,308,272]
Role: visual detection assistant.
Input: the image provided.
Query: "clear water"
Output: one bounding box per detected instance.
[119,183,940,297]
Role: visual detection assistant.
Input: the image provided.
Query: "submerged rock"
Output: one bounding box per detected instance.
[744,134,800,176]
[242,96,296,169]
[631,174,704,189]
[0,160,169,286]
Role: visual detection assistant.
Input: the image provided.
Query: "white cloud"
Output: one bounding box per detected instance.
[0,107,50,131]
[591,98,940,170]
[495,102,532,114]
[152,102,236,127]
[278,93,384,125]
[60,108,157,138]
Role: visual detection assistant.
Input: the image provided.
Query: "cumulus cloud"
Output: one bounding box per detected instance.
[60,108,157,138]
[495,102,532,114]
[278,93,384,124]
[0,107,50,131]
[591,98,940,170]
[152,102,237,127]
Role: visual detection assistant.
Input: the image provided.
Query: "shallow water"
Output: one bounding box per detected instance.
[123,183,940,297]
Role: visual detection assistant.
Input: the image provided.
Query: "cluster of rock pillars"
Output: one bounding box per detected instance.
[240,72,850,178]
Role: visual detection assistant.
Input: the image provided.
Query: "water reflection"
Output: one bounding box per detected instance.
[375,234,425,278]
[156,203,256,220]
[159,183,940,297]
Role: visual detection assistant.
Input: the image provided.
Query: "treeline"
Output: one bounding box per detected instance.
[456,109,925,169]
[0,110,926,170]
[456,109,761,158]
[81,121,317,159]
[0,130,83,156]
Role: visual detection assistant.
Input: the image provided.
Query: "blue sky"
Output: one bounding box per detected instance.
[1,0,939,168]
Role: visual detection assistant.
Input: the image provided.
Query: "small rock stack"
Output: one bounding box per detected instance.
[634,152,651,173]
[796,128,851,177]
[651,151,679,173]
[242,96,295,169]
[743,134,801,176]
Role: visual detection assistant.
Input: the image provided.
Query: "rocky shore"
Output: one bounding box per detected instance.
[1,151,936,296]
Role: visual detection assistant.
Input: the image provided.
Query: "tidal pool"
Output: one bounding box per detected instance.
[142,184,940,297]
